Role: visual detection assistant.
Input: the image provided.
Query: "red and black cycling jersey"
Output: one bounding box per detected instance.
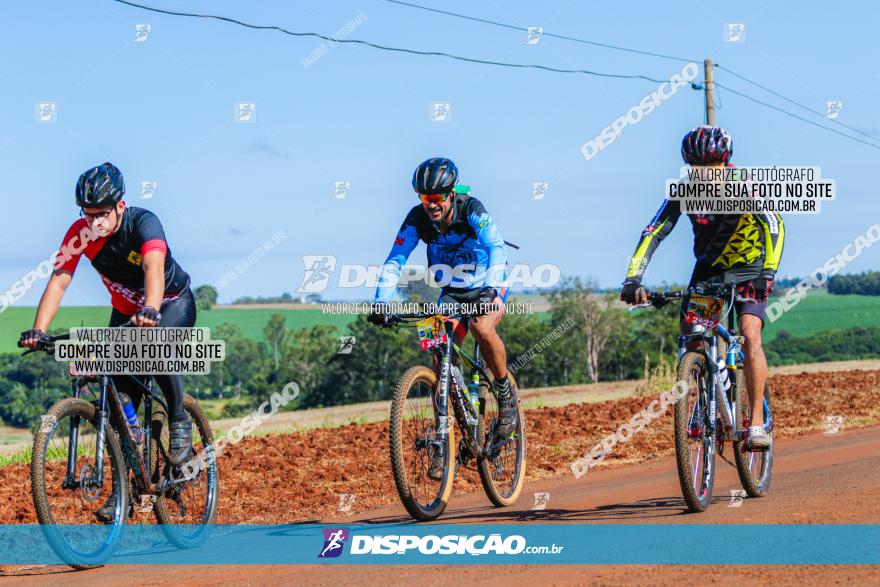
[56,207,190,314]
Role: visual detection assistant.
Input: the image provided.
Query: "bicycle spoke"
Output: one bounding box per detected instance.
[43,416,112,524]
[399,380,442,506]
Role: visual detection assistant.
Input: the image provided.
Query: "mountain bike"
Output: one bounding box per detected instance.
[632,284,773,512]
[21,331,219,568]
[381,309,526,521]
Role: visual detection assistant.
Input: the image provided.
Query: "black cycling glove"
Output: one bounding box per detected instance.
[620,279,647,304]
[135,305,162,324]
[367,303,393,326]
[18,329,49,348]
[737,277,774,302]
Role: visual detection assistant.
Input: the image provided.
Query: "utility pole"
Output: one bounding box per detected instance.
[704,58,716,126]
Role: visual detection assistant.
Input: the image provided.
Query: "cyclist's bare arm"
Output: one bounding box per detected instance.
[132,249,166,327]
[32,269,73,332]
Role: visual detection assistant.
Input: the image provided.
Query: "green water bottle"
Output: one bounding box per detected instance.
[466,375,480,415]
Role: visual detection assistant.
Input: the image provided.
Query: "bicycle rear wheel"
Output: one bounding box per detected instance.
[152,393,219,547]
[31,398,127,567]
[477,375,526,507]
[674,352,716,512]
[389,366,456,521]
[734,374,774,497]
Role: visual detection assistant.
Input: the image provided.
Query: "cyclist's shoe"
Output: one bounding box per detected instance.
[746,425,771,451]
[168,418,193,466]
[427,444,445,481]
[94,491,119,524]
[492,378,518,439]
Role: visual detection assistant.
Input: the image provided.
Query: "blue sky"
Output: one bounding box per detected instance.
[1,0,878,305]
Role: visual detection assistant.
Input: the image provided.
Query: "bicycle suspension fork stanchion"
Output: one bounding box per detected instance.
[707,335,718,434]
[62,379,82,490]
[93,375,111,488]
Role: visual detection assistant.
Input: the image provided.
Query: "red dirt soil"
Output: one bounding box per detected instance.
[1,369,877,525]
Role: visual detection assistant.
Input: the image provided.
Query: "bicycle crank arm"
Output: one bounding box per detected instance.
[484,436,514,456]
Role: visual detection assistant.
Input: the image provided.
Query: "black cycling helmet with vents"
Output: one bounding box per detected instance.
[412,157,458,194]
[681,126,733,165]
[76,162,125,208]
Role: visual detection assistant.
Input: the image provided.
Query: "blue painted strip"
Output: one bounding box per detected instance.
[0,524,876,565]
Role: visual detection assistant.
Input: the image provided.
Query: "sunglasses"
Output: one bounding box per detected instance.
[418,192,451,205]
[79,207,116,221]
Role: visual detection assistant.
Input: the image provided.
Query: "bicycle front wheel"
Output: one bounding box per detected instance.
[674,352,716,512]
[31,398,128,568]
[389,365,456,521]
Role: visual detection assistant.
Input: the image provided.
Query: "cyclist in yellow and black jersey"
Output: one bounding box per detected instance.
[620,126,785,451]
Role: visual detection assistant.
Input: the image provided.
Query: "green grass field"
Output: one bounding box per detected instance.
[0,290,875,353]
[761,290,880,339]
[0,306,351,354]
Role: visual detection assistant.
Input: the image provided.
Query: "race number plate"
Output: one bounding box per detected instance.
[685,296,724,328]
[416,317,447,351]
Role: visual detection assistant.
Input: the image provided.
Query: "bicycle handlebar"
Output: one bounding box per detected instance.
[19,332,71,356]
[18,317,148,355]
[381,311,458,327]
[375,301,502,327]
[628,283,759,312]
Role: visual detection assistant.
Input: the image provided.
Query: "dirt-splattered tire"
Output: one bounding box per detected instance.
[389,366,455,521]
[674,352,716,513]
[733,374,774,498]
[31,398,127,568]
[152,393,219,548]
[477,374,526,507]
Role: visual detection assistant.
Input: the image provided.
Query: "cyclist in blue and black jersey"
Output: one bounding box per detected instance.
[368,157,517,479]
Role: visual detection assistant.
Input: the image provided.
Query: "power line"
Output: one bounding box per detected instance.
[111,0,878,152]
[385,0,880,151]
[717,65,880,144]
[110,0,669,83]
[715,82,880,150]
[385,0,700,64]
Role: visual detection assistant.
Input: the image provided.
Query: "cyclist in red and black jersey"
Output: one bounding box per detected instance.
[19,163,196,520]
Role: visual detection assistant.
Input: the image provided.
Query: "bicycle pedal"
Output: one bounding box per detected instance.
[138,494,155,514]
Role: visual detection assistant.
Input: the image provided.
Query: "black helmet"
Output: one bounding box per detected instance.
[681,126,733,165]
[412,157,458,194]
[76,162,124,208]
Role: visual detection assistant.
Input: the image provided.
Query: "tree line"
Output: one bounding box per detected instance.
[1,279,877,428]
[827,271,880,296]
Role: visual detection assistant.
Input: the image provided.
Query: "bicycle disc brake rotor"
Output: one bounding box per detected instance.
[78,464,100,503]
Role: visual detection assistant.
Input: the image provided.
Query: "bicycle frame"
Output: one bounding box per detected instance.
[676,291,772,443]
[431,317,498,459]
[65,373,169,496]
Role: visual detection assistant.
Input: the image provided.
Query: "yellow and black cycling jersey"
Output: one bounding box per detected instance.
[625,198,784,281]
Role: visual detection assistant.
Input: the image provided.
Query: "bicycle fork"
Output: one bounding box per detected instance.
[63,376,110,492]
[61,379,83,490]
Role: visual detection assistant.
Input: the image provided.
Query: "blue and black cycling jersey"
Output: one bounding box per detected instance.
[374,194,508,303]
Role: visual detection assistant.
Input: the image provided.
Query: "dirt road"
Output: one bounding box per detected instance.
[4,425,877,585]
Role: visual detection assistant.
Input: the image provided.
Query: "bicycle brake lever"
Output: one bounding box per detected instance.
[734,295,759,304]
